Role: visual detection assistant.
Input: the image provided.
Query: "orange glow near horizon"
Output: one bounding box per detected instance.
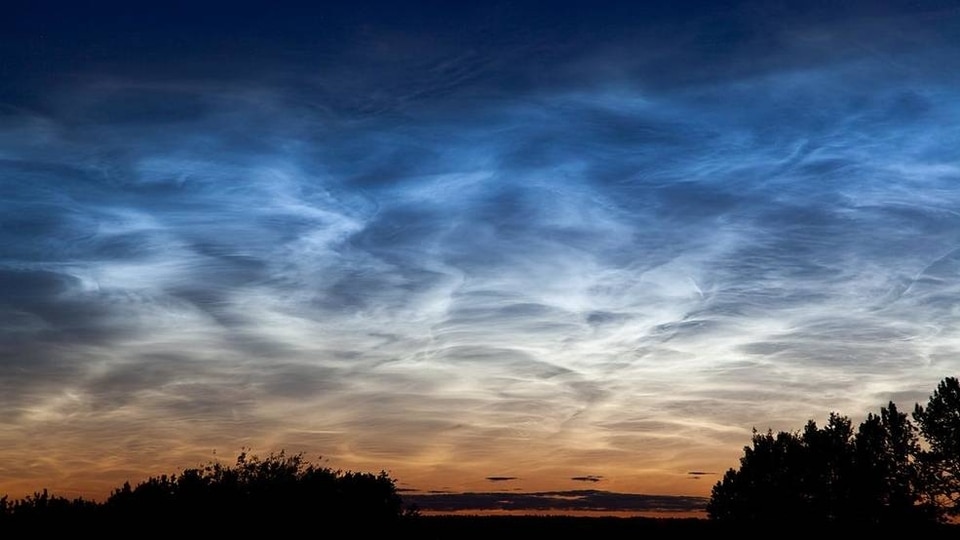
[0,437,727,515]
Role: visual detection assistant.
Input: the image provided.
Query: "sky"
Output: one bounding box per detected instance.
[3,0,960,515]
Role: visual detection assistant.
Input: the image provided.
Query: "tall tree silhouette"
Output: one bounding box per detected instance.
[706,413,860,524]
[851,402,933,523]
[708,390,950,526]
[914,376,960,518]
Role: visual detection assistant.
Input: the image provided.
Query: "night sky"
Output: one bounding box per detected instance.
[3,0,960,513]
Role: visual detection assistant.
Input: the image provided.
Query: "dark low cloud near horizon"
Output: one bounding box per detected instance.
[403,489,708,514]
[571,475,604,483]
[2,0,960,500]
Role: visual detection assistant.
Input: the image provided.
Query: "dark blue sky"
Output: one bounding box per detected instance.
[3,0,960,510]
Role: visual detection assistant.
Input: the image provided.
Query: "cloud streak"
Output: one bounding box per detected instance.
[571,476,603,483]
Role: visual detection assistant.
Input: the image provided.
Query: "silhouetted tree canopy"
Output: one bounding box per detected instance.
[0,450,412,535]
[708,377,960,526]
[103,450,409,533]
[914,376,960,518]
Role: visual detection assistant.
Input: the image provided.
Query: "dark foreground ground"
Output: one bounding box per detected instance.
[406,515,710,538]
[404,515,960,539]
[5,513,960,538]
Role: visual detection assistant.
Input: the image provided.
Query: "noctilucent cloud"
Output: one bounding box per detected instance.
[3,1,960,508]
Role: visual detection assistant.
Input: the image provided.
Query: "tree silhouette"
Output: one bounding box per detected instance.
[0,489,97,533]
[706,413,862,524]
[0,450,411,534]
[707,384,957,526]
[101,450,408,533]
[914,376,960,518]
[850,401,933,523]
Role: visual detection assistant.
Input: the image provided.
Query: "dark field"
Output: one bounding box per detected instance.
[403,515,960,539]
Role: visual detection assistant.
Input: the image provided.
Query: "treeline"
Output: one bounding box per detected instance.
[0,450,412,534]
[7,379,960,534]
[709,376,960,529]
